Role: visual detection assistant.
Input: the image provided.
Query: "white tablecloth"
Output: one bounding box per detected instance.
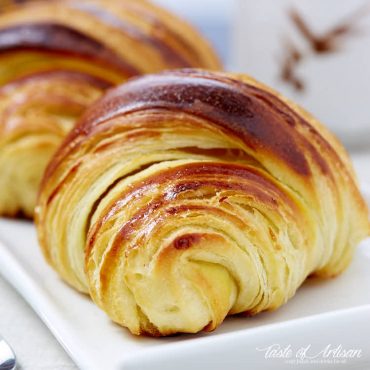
[0,274,76,369]
[0,152,369,370]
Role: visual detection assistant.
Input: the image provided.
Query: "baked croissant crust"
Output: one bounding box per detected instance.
[0,0,220,218]
[36,70,369,336]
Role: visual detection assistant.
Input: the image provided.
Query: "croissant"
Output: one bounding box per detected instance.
[0,0,220,218]
[36,70,369,336]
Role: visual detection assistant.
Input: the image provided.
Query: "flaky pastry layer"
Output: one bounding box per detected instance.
[36,70,369,335]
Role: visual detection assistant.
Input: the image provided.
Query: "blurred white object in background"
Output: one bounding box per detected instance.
[232,0,370,148]
[154,0,234,64]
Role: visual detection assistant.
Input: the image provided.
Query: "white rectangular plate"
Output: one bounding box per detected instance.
[0,189,369,370]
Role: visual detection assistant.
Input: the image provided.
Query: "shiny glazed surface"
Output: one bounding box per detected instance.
[36,69,369,335]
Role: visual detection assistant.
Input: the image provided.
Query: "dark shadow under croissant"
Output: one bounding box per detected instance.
[36,69,369,336]
[0,0,221,218]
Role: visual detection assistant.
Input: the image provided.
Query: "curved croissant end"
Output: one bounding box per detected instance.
[36,70,369,336]
[0,71,109,217]
[0,0,220,218]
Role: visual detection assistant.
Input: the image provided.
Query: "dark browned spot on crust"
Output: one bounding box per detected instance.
[173,234,201,250]
[66,71,328,176]
[0,208,34,220]
[42,70,346,194]
[0,22,139,75]
[241,87,330,175]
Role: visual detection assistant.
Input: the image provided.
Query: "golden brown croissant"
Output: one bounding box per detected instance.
[0,0,220,218]
[36,69,369,336]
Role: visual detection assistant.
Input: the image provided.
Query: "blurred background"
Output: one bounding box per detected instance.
[156,0,370,153]
[155,0,234,64]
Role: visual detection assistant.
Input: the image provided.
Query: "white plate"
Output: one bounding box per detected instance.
[0,188,369,370]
